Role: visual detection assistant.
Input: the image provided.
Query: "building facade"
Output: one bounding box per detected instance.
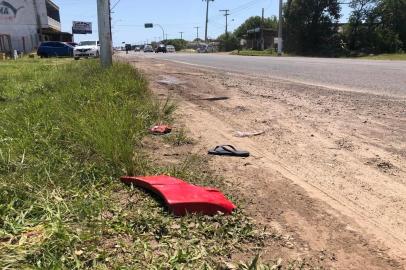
[0,0,71,54]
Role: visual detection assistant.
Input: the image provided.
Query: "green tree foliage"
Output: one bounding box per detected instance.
[283,0,342,56]
[234,16,278,38]
[346,0,406,54]
[163,39,188,51]
[217,33,239,52]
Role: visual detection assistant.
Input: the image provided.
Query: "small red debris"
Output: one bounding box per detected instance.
[121,175,236,216]
[149,125,172,135]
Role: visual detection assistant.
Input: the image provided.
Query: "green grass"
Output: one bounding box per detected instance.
[360,53,406,60]
[0,58,278,269]
[231,49,278,57]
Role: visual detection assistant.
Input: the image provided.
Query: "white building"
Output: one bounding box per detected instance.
[0,0,71,54]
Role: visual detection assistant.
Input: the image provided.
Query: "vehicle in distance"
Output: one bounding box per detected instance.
[166,45,176,53]
[37,41,74,58]
[155,44,167,53]
[134,46,141,52]
[197,44,216,53]
[143,44,154,52]
[73,41,100,60]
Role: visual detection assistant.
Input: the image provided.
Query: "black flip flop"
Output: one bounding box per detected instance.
[208,145,250,157]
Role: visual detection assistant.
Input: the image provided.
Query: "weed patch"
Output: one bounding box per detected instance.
[0,59,270,269]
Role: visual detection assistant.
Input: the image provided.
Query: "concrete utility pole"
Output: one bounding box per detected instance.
[261,8,265,50]
[97,0,113,67]
[203,0,214,42]
[219,9,230,36]
[179,32,184,40]
[194,26,200,47]
[278,0,283,55]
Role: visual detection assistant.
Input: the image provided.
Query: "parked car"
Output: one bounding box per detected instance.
[37,41,74,58]
[73,41,100,60]
[197,44,216,53]
[166,45,176,53]
[155,44,167,53]
[134,46,141,52]
[67,42,78,47]
[143,44,154,52]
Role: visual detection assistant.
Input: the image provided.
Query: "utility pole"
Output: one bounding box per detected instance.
[278,0,283,55]
[179,32,184,40]
[261,8,265,50]
[97,0,113,67]
[194,26,200,41]
[203,0,214,42]
[219,9,230,36]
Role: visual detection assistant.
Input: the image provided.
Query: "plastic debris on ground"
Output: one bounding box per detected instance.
[121,175,236,216]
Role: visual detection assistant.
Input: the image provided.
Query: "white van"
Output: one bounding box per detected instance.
[166,45,176,53]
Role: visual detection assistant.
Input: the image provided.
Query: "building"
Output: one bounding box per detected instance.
[246,27,277,51]
[0,0,72,54]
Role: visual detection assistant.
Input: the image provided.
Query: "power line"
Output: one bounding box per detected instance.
[110,0,122,11]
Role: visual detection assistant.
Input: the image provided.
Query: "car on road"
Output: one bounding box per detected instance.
[73,41,100,60]
[197,44,216,53]
[143,44,154,52]
[37,42,74,58]
[166,45,176,53]
[155,44,167,53]
[134,46,141,52]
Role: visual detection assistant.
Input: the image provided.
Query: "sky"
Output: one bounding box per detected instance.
[55,0,351,46]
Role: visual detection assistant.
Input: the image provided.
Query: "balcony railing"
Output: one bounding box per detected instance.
[47,16,61,31]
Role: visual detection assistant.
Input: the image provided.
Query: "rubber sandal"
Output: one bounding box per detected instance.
[208,145,250,157]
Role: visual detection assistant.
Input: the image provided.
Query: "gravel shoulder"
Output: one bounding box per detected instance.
[120,53,406,269]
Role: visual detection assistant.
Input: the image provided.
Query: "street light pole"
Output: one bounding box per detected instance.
[278,0,283,55]
[154,24,165,42]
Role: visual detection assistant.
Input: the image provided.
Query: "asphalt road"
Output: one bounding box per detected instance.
[138,52,406,98]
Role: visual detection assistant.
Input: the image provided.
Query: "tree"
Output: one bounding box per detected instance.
[283,0,342,56]
[234,16,278,38]
[346,0,378,52]
[345,0,405,54]
[375,0,406,51]
[217,33,239,52]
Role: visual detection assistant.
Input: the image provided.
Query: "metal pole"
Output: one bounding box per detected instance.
[154,24,165,42]
[97,0,113,67]
[278,0,283,55]
[179,32,184,40]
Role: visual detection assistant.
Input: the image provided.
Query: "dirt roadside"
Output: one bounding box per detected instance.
[119,54,406,269]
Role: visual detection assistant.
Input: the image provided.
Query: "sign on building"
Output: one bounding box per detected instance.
[72,21,92,34]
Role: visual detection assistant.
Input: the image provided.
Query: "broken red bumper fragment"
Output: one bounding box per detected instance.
[120,175,236,216]
[149,125,172,135]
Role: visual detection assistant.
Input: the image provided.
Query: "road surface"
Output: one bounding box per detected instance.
[139,53,406,97]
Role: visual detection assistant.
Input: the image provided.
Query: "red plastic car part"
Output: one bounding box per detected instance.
[120,175,236,216]
[149,125,172,135]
